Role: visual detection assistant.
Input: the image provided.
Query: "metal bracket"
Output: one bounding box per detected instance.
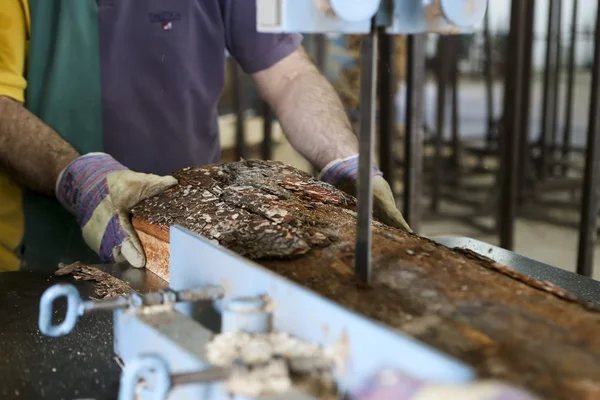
[221,296,271,333]
[119,355,171,400]
[38,283,224,337]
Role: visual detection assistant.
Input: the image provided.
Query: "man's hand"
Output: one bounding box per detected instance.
[320,155,412,232]
[56,153,177,267]
[253,47,410,232]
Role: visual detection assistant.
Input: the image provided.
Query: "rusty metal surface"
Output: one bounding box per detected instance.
[499,0,528,250]
[577,3,600,278]
[517,0,536,201]
[561,0,579,176]
[132,160,600,400]
[431,36,451,213]
[377,30,397,186]
[403,33,425,233]
[539,0,562,181]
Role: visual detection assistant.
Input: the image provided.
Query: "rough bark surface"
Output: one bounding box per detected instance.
[55,262,133,299]
[131,160,600,400]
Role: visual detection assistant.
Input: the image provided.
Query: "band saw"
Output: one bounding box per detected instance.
[32,1,550,399]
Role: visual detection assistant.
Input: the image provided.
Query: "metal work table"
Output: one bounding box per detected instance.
[2,236,599,399]
[0,271,120,400]
[0,265,168,400]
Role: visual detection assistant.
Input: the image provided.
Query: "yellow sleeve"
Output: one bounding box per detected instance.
[0,0,30,102]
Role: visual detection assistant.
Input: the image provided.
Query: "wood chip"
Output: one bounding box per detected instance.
[55,262,133,299]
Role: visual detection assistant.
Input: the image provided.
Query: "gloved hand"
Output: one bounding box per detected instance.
[320,155,412,232]
[56,153,177,267]
[351,369,538,400]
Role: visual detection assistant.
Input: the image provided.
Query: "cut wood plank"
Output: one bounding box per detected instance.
[131,160,600,400]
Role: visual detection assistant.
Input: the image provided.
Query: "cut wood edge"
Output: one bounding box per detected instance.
[132,216,170,281]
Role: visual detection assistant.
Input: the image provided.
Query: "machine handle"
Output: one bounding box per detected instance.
[38,284,83,337]
[119,355,171,400]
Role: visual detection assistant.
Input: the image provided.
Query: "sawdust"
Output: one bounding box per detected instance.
[55,262,133,299]
[226,359,291,396]
[206,331,338,397]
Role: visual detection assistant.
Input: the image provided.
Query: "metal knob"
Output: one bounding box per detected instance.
[315,0,381,22]
[221,296,271,334]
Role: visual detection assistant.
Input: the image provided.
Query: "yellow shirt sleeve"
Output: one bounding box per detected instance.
[0,0,30,102]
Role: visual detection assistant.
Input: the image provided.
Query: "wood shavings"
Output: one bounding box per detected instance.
[206,331,339,397]
[226,359,291,397]
[55,262,133,299]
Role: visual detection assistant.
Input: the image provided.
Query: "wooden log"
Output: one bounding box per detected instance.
[131,160,600,400]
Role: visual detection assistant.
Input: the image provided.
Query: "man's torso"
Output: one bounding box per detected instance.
[0,0,302,270]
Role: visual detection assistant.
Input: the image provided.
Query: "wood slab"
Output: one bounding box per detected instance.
[131,160,600,400]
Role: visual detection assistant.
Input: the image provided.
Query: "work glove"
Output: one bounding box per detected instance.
[320,155,412,232]
[351,369,539,400]
[56,153,177,268]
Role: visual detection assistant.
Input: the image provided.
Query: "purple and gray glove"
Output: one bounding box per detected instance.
[56,153,177,267]
[320,155,412,232]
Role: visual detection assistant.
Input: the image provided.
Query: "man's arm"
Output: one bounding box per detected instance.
[251,45,412,231]
[251,46,358,170]
[0,96,80,196]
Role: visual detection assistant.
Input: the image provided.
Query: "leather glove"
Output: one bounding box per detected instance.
[351,369,538,400]
[56,152,177,267]
[320,155,412,232]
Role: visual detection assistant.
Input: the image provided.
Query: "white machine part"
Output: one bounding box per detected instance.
[257,0,488,34]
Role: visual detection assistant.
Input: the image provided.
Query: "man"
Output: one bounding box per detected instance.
[0,0,410,272]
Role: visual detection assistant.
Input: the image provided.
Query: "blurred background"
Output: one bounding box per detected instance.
[215,0,600,279]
